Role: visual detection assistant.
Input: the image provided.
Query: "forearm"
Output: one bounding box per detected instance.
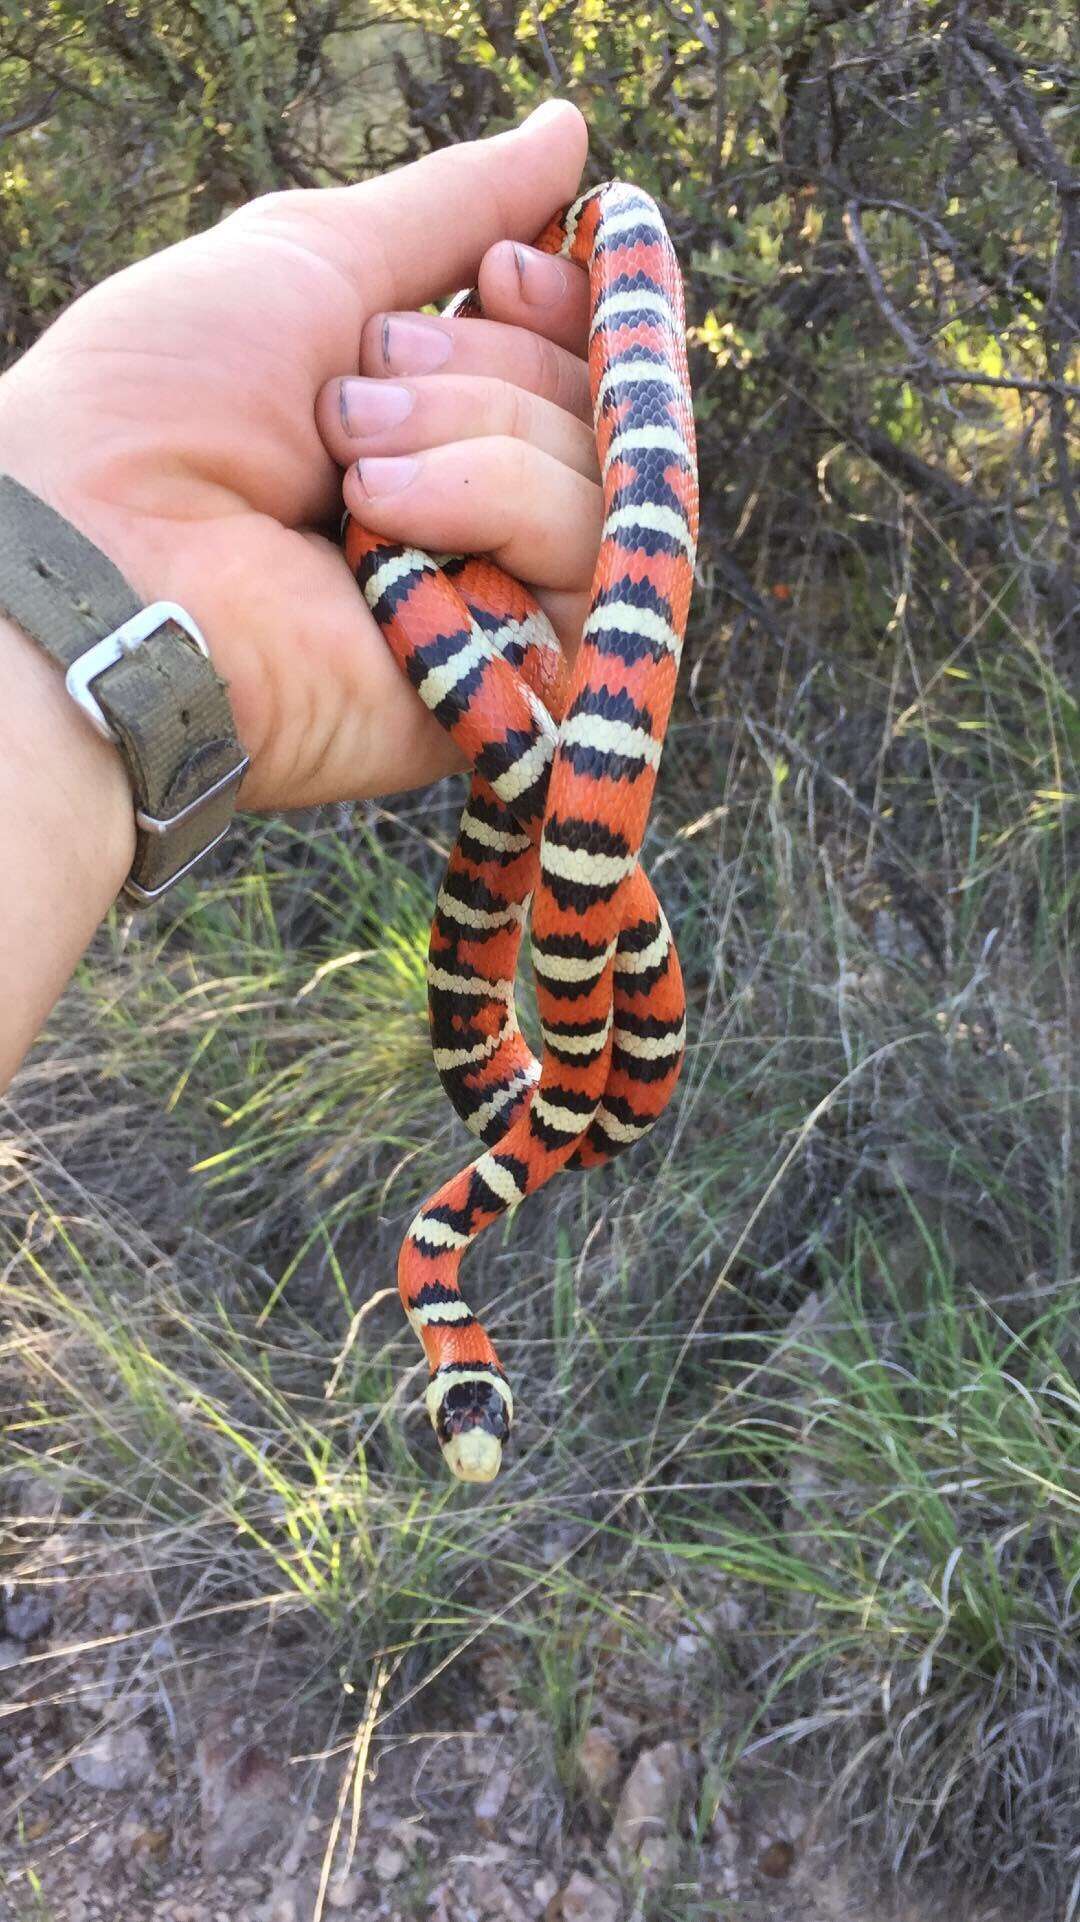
[0,611,134,1091]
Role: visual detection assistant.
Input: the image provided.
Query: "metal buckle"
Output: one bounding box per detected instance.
[122,755,250,905]
[65,601,249,905]
[122,755,249,903]
[134,756,250,840]
[65,601,211,743]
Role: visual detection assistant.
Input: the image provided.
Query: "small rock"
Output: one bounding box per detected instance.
[390,1815,429,1852]
[18,1474,61,1519]
[712,1591,747,1634]
[3,1587,54,1642]
[475,1761,513,1826]
[669,1631,704,1668]
[710,1801,741,1893]
[557,1870,620,1922]
[467,1864,529,1921]
[261,1881,297,1922]
[374,1842,406,1882]
[576,1725,621,1801]
[328,1874,362,1907]
[476,1648,516,1706]
[600,1708,643,1747]
[609,1741,685,1857]
[636,1832,679,1880]
[73,1725,152,1791]
[197,1718,291,1873]
[89,1828,117,1864]
[758,1837,795,1879]
[541,1525,579,1564]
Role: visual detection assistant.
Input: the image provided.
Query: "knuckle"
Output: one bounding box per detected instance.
[528,328,564,402]
[502,379,532,447]
[225,186,294,228]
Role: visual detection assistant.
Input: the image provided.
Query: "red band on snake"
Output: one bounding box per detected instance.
[345,180,698,1483]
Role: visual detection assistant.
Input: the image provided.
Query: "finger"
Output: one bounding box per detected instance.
[529,585,591,663]
[316,372,598,482]
[476,239,591,355]
[342,438,602,592]
[230,99,589,326]
[361,310,591,422]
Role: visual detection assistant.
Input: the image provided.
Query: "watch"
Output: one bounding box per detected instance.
[0,473,248,904]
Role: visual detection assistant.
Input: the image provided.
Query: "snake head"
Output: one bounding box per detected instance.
[429,1371,512,1484]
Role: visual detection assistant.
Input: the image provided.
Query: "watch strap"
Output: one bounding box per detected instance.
[0,473,247,902]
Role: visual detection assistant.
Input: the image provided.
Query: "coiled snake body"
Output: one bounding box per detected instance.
[345,181,698,1482]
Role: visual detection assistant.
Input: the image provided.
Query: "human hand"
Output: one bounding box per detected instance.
[311,192,600,707]
[0,100,588,810]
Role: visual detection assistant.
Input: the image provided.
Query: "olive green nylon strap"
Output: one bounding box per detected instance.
[0,474,246,902]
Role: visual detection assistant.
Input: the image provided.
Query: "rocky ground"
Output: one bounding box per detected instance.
[0,1473,1037,1922]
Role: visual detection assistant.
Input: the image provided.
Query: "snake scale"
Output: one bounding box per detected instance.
[345,179,698,1483]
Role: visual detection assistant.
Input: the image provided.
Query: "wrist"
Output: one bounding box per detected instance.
[0,450,248,911]
[0,608,135,1088]
[1,607,136,898]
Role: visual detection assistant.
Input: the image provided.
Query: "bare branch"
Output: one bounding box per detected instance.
[954,34,1080,200]
[844,203,1080,398]
[0,89,59,140]
[843,201,927,361]
[846,191,1077,332]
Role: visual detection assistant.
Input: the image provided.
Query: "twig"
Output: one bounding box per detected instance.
[846,190,1076,329]
[844,203,1080,398]
[843,202,926,359]
[893,362,1079,399]
[954,34,1080,200]
[0,89,58,139]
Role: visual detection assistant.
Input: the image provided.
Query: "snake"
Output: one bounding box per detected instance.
[344,179,698,1484]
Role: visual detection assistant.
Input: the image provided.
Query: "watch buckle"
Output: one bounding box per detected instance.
[66,601,249,906]
[65,601,211,743]
[122,755,250,905]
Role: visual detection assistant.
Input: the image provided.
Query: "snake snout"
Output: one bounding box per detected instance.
[435,1378,510,1484]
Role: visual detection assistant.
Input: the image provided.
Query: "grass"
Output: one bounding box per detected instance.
[6,611,1068,1891]
[671,1248,1080,1892]
[1,484,1077,1915]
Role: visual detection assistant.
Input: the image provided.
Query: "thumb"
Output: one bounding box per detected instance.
[290,98,589,317]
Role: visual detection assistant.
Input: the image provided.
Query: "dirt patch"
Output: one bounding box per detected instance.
[0,1517,1036,1922]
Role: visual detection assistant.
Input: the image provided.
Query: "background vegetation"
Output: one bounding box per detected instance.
[2,1,1077,1915]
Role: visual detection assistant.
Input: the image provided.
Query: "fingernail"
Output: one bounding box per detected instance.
[514,244,567,308]
[355,455,419,497]
[339,378,414,437]
[381,315,452,374]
